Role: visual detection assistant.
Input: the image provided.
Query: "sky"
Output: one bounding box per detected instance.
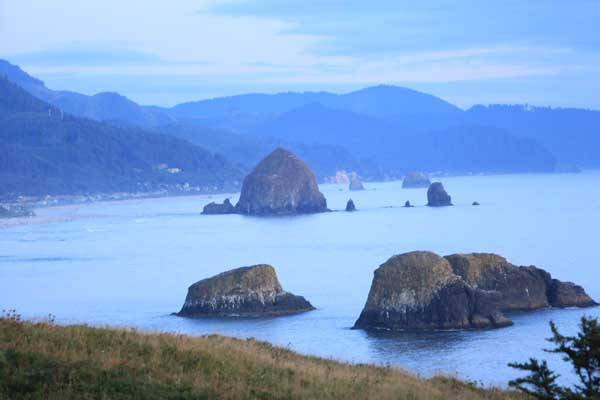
[1,0,600,109]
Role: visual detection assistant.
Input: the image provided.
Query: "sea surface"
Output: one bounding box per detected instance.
[1,172,599,387]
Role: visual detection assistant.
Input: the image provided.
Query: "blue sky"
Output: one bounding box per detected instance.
[1,0,599,108]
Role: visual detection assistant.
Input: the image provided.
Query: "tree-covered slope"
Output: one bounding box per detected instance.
[0,77,242,197]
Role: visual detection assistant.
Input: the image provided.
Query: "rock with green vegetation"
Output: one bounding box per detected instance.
[427,182,452,206]
[353,251,512,330]
[445,253,597,310]
[402,172,431,188]
[345,198,356,212]
[177,264,315,317]
[355,251,597,331]
[202,198,236,215]
[235,148,328,215]
[349,175,365,191]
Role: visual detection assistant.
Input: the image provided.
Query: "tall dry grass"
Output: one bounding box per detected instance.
[0,313,526,399]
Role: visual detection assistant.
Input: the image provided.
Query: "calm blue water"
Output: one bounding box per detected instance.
[1,172,599,387]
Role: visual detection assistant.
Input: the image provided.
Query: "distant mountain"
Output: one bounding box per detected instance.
[4,58,592,176]
[166,85,460,133]
[249,102,556,173]
[325,85,462,120]
[464,105,600,167]
[0,77,242,197]
[0,59,173,127]
[391,125,557,173]
[154,121,379,180]
[251,103,399,160]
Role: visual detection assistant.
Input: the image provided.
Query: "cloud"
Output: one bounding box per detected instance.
[1,0,599,108]
[206,0,600,56]
[9,48,164,67]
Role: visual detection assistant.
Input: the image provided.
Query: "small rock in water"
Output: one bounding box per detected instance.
[349,176,365,191]
[202,198,236,215]
[472,201,480,206]
[345,199,356,212]
[404,200,413,208]
[402,172,431,188]
[427,182,452,207]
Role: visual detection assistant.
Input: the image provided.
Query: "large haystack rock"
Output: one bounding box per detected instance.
[235,148,328,215]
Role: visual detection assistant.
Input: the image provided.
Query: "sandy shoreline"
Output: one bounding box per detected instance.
[0,203,86,229]
[0,193,230,230]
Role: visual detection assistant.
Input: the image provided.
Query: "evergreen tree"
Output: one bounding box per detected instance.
[509,316,600,399]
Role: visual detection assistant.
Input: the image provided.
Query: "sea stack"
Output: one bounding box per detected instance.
[427,182,452,206]
[177,264,315,318]
[353,251,511,330]
[235,148,328,215]
[202,198,236,215]
[349,175,365,191]
[444,253,597,310]
[354,251,597,331]
[404,200,413,208]
[402,172,431,188]
[346,199,356,212]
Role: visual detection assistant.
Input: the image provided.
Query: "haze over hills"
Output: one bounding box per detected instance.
[2,57,600,197]
[0,60,173,128]
[0,76,242,198]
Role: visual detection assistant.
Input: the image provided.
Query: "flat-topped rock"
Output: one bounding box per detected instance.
[354,251,596,331]
[402,172,431,188]
[202,198,236,215]
[445,253,597,310]
[427,182,452,206]
[353,251,511,330]
[235,148,328,215]
[177,264,315,317]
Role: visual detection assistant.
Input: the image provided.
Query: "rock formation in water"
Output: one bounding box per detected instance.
[404,200,413,208]
[353,251,512,330]
[235,148,328,215]
[202,198,236,215]
[354,251,596,331]
[472,201,480,206]
[427,182,452,207]
[177,264,315,317]
[444,253,597,310]
[349,176,365,191]
[346,199,356,212]
[402,172,431,188]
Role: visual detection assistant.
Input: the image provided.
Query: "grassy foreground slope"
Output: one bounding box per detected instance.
[0,317,523,400]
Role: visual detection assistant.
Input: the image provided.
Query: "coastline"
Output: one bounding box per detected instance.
[0,191,239,230]
[0,203,85,229]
